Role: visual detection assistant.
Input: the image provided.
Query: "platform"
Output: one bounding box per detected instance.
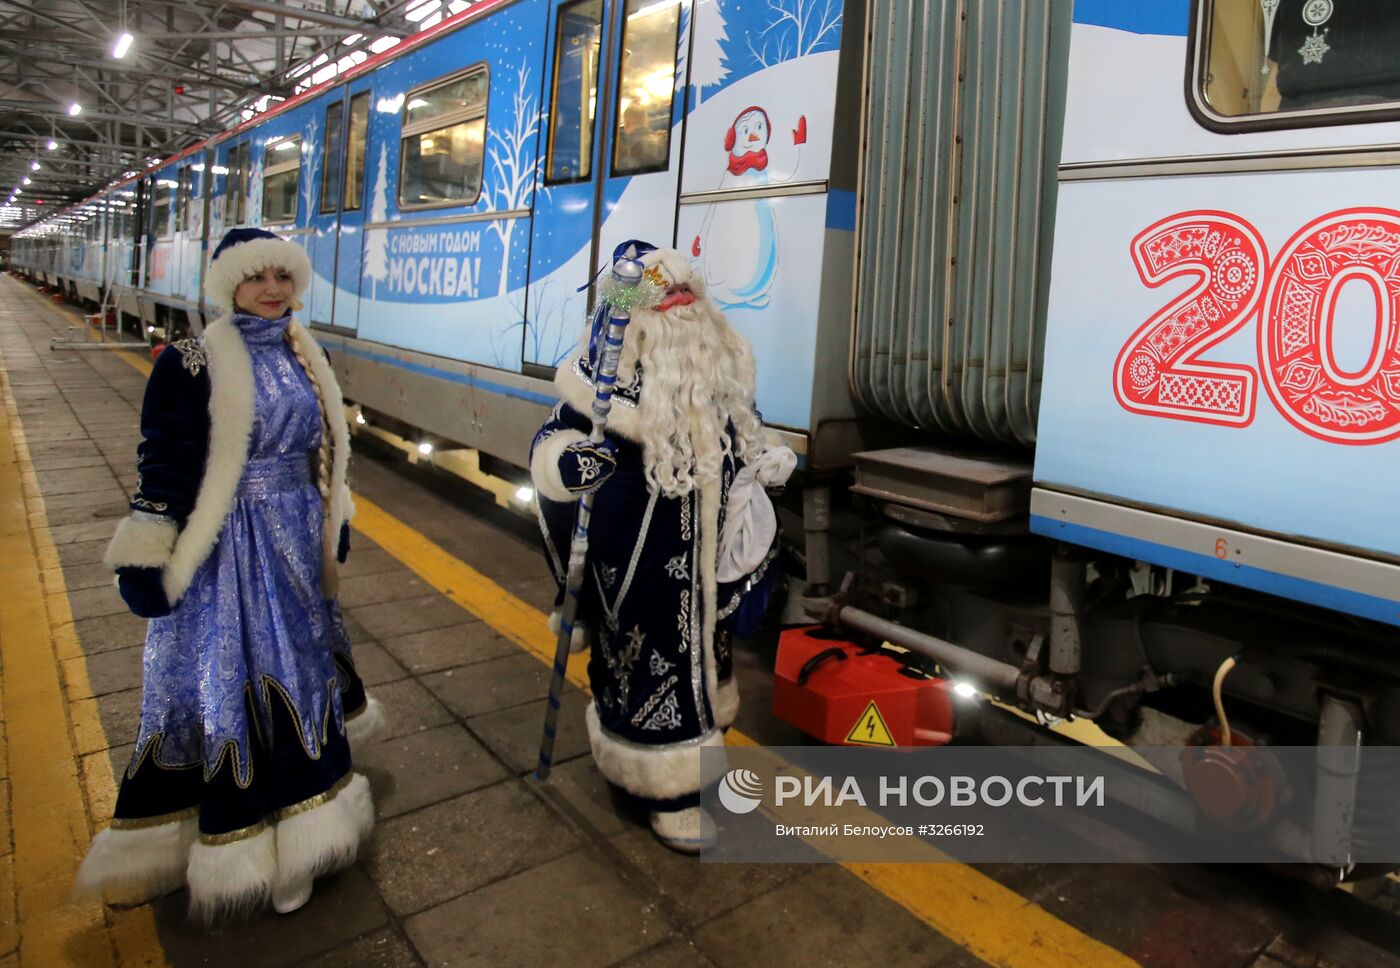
[0,274,1397,967]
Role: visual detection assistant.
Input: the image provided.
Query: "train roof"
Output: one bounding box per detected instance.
[18,0,513,235]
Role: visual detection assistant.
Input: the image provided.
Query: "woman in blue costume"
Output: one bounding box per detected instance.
[79,228,381,920]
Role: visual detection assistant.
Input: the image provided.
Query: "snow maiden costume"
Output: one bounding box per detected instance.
[79,228,381,920]
[531,242,794,851]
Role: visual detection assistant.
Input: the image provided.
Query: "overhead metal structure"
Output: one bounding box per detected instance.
[0,0,469,230]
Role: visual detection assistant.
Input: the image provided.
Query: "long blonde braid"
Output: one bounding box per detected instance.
[285,325,337,591]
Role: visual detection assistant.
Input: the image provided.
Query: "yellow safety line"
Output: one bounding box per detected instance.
[350,494,1138,968]
[0,359,165,964]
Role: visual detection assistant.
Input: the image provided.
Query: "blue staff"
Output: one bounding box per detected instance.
[536,254,646,780]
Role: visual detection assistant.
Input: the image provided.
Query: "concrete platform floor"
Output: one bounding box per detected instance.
[1,273,1398,967]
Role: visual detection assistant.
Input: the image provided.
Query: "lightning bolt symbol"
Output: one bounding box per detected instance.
[866,717,875,738]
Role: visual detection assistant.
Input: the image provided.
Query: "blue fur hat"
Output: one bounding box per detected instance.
[206,226,312,311]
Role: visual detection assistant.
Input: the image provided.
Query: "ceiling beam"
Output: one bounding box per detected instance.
[0,101,210,134]
[211,1,408,36]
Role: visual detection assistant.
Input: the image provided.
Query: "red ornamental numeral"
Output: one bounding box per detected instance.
[1115,212,1266,427]
[1259,209,1400,445]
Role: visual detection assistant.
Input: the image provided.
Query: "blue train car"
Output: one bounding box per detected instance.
[21,2,1400,869]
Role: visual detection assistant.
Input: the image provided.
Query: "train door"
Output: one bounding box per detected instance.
[307,94,344,327]
[523,0,690,369]
[331,85,373,332]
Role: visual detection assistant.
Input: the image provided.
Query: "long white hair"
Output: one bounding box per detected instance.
[615,296,766,497]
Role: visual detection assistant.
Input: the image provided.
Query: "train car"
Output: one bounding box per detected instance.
[10,0,1400,876]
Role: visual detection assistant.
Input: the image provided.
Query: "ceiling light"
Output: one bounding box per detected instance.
[22,178,30,186]
[30,162,39,171]
[46,140,57,151]
[68,103,81,116]
[417,441,433,456]
[112,32,134,59]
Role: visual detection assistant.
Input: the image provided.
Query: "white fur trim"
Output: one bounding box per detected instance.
[288,322,352,590]
[205,235,312,311]
[586,702,726,799]
[162,317,254,606]
[554,356,641,442]
[103,514,179,570]
[186,825,277,923]
[712,677,739,730]
[76,816,198,904]
[531,428,588,502]
[641,247,705,299]
[345,696,386,746]
[274,773,373,890]
[547,609,590,652]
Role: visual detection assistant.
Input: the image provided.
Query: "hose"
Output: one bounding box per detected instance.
[1213,655,1238,746]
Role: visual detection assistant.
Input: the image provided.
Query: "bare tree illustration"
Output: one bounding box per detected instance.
[746,0,842,68]
[486,61,545,297]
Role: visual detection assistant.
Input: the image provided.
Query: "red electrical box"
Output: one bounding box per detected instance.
[772,625,956,748]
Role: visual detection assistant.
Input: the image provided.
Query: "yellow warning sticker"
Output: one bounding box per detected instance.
[844,700,896,747]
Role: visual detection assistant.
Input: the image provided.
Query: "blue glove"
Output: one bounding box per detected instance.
[338,521,350,564]
[558,437,618,493]
[117,566,172,619]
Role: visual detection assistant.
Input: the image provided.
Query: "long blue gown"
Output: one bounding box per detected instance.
[113,311,354,839]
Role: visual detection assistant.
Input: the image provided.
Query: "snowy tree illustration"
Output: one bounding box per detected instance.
[300,118,319,222]
[747,0,842,67]
[690,0,730,104]
[485,61,544,297]
[363,144,389,299]
[248,158,264,227]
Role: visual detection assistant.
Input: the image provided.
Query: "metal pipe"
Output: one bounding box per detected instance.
[1311,693,1363,872]
[829,603,1023,693]
[802,483,832,594]
[1049,547,1084,675]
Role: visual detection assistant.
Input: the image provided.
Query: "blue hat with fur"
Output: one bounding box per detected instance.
[206,226,312,312]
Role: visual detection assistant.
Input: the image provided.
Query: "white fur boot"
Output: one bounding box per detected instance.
[649,807,717,854]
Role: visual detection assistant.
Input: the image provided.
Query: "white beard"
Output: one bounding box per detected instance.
[622,299,764,497]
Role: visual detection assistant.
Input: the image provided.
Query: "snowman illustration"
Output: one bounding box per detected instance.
[691,105,807,310]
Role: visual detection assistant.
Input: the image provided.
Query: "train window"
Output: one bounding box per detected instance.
[262,135,302,224]
[398,66,489,208]
[344,92,369,211]
[611,0,680,176]
[321,100,345,214]
[546,0,604,183]
[150,176,176,240]
[1195,0,1400,126]
[227,142,249,225]
[176,166,192,234]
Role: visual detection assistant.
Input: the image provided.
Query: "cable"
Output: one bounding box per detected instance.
[1212,655,1237,746]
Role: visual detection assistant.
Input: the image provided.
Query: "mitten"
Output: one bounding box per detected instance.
[116,566,172,619]
[557,437,618,493]
[337,521,351,564]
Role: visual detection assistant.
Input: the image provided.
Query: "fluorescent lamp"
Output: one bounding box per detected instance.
[112,32,134,59]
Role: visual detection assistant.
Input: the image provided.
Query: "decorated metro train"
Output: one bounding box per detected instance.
[14,0,1400,873]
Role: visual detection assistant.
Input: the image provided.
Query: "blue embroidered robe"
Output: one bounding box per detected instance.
[112,313,364,838]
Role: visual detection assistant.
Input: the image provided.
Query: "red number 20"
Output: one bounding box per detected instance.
[1116,207,1400,445]
[1115,212,1265,426]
